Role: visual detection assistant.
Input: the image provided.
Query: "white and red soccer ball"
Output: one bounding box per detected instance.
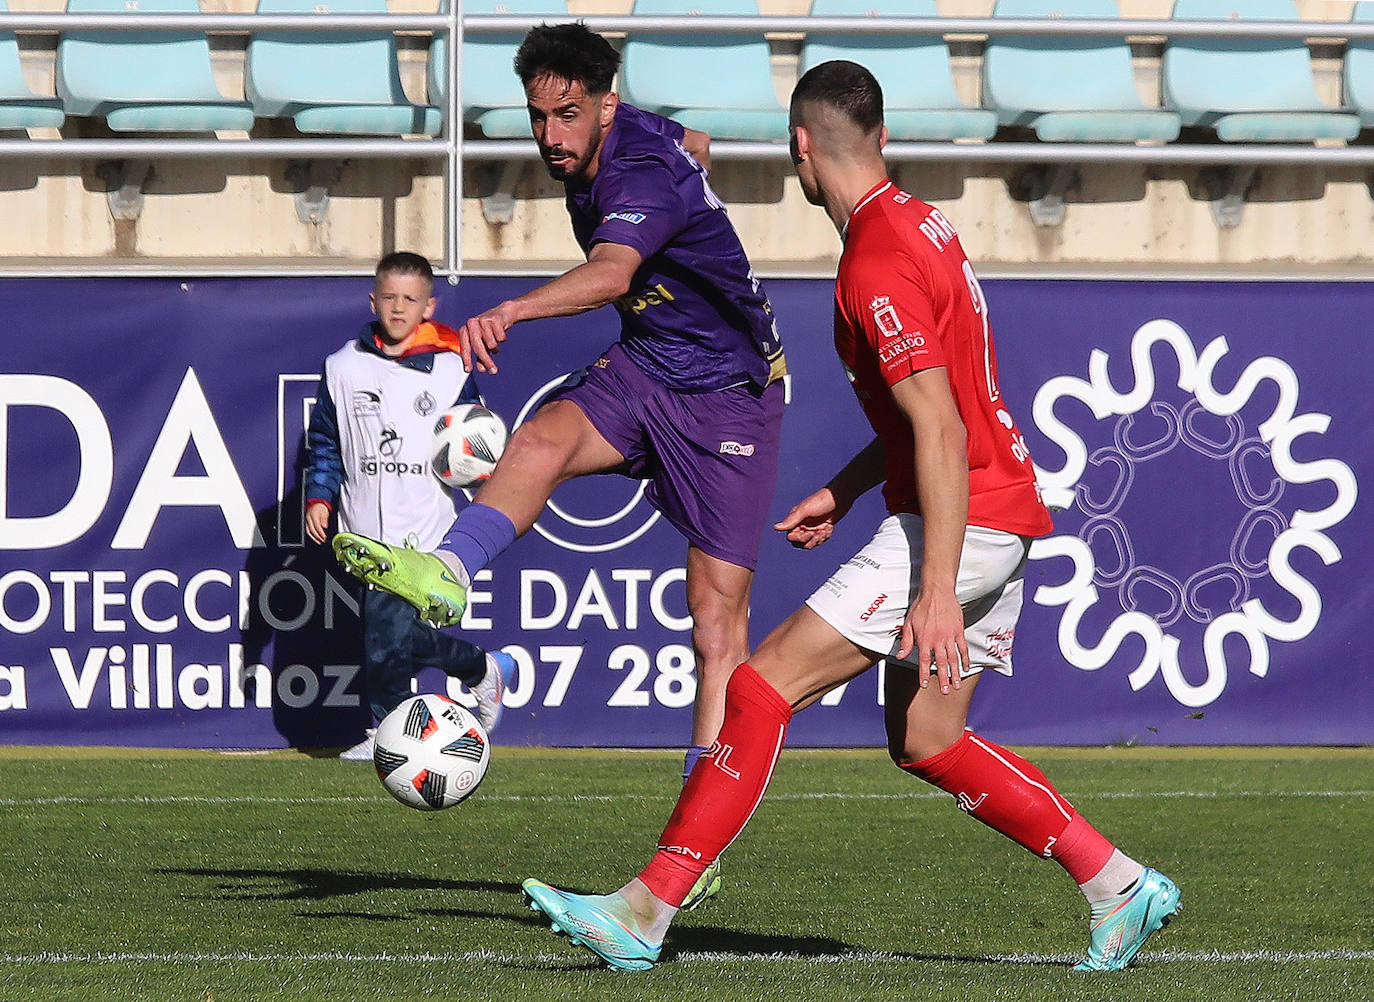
[430,404,509,489]
[373,693,491,811]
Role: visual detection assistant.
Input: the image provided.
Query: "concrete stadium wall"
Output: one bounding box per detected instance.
[2,0,1370,271]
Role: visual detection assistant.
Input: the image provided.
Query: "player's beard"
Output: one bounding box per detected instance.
[539,125,603,183]
[537,141,580,182]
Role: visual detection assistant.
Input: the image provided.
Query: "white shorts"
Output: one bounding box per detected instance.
[804,515,1030,678]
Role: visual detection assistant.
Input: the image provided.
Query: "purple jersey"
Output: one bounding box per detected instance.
[565,103,785,393]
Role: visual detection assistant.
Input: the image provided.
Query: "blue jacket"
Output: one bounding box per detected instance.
[306,321,481,547]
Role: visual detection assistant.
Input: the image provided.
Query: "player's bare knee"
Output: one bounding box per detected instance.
[687,593,747,661]
[888,730,961,771]
[690,619,746,674]
[888,739,927,772]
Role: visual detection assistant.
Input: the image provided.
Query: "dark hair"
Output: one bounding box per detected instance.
[514,22,620,94]
[791,59,884,135]
[375,251,434,286]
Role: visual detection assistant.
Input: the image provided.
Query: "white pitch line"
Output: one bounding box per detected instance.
[0,793,620,807]
[1,948,1370,967]
[775,789,1374,802]
[0,789,1370,808]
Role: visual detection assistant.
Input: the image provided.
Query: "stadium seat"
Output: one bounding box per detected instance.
[247,0,441,136]
[55,0,253,132]
[799,0,997,141]
[1344,1,1374,128]
[983,0,1181,142]
[431,0,568,139]
[1163,0,1360,141]
[0,7,63,130]
[620,0,789,141]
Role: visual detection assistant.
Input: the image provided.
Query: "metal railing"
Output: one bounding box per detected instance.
[0,8,1371,275]
[464,13,1374,40]
[0,10,463,272]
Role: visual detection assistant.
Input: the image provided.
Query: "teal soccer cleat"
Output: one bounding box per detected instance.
[522,879,661,972]
[332,533,467,627]
[1074,867,1181,971]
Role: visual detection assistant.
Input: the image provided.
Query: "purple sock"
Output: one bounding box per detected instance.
[439,503,518,577]
[683,744,709,785]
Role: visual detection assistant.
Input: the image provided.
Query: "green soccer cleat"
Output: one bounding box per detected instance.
[522,879,661,972]
[331,533,468,627]
[678,858,722,911]
[1074,867,1181,971]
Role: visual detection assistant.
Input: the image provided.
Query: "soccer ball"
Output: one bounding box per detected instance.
[373,693,491,811]
[431,404,508,489]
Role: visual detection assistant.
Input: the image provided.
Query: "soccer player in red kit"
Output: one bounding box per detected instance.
[521,59,1181,972]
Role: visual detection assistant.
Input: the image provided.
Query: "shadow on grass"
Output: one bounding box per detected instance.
[485,925,862,973]
[665,928,1071,968]
[158,866,519,902]
[158,868,1067,970]
[426,880,861,970]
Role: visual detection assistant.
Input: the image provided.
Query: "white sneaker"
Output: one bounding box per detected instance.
[472,650,514,733]
[339,727,376,761]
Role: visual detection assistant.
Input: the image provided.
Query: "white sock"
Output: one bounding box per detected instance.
[1080,849,1146,914]
[432,549,471,588]
[617,877,678,944]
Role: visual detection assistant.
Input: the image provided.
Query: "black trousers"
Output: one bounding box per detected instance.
[362,588,486,722]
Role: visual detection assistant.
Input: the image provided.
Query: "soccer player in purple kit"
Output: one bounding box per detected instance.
[332,23,786,907]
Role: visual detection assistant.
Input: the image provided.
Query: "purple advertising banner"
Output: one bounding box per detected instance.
[0,276,1368,748]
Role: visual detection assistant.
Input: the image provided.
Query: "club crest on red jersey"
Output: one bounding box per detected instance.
[869,295,903,338]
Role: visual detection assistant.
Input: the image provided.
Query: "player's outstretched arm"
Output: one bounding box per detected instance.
[457,242,643,374]
[681,126,711,173]
[774,488,841,549]
[890,369,970,692]
[775,437,885,548]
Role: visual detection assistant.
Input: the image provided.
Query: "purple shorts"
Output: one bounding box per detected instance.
[552,343,785,570]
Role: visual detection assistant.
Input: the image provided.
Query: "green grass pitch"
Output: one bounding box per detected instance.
[1,745,1370,1002]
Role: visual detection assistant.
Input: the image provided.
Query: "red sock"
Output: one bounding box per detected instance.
[900,731,1112,880]
[1048,811,1118,884]
[639,662,792,906]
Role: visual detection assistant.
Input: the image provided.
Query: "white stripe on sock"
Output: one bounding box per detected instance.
[967,733,1074,823]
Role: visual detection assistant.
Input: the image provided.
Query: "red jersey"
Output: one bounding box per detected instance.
[834,181,1053,538]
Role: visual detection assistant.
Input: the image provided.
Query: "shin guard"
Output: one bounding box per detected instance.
[639,663,792,906]
[900,731,1078,859]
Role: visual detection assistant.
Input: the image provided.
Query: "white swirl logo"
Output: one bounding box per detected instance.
[1028,319,1357,707]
